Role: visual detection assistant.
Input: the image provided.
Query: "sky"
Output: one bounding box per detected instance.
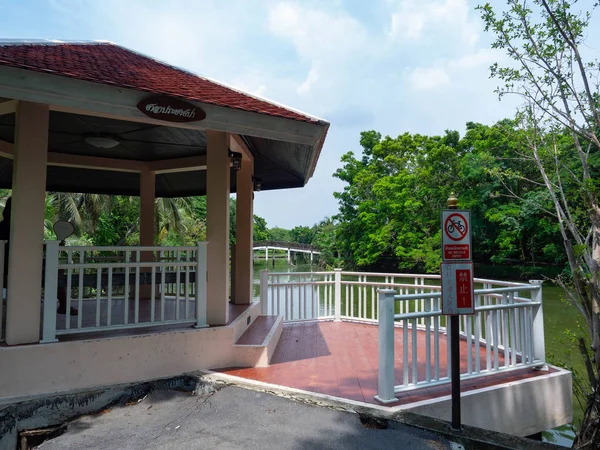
[0,0,595,229]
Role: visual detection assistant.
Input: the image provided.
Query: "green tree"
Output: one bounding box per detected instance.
[253,215,269,241]
[268,227,292,242]
[479,1,600,445]
[290,225,314,244]
[334,130,464,271]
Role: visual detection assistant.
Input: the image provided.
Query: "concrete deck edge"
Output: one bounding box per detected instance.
[0,371,565,450]
[198,370,564,450]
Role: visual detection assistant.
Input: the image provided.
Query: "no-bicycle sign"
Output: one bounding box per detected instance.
[441,210,471,261]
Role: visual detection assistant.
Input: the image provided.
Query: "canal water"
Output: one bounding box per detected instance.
[252,260,583,446]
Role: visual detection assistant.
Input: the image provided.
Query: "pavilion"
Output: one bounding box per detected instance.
[0,40,329,401]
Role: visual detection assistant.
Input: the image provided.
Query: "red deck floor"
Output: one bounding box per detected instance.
[218,321,552,407]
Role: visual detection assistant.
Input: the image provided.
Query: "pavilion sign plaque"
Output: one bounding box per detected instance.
[137,95,206,123]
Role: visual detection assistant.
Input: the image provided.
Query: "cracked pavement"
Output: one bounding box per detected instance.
[38,386,451,449]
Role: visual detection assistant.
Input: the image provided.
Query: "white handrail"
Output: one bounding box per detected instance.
[257,269,545,403]
[40,242,208,341]
[375,281,545,403]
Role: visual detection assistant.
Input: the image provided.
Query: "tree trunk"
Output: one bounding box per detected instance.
[574,387,600,449]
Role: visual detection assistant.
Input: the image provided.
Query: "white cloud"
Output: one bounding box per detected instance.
[408,66,451,90]
[267,2,368,60]
[266,2,372,97]
[29,0,522,228]
[448,49,499,70]
[389,0,480,46]
[297,67,319,95]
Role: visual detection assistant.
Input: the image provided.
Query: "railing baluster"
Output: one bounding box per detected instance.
[363,277,368,318]
[135,250,140,324]
[66,249,73,329]
[291,282,295,321]
[350,280,355,318]
[501,294,508,368]
[403,319,409,386]
[96,267,101,328]
[371,285,375,320]
[485,311,492,371]
[509,293,517,367]
[474,301,481,374]
[151,266,156,323]
[466,313,472,375]
[411,318,418,384]
[434,312,440,380]
[160,261,166,321]
[525,306,532,364]
[345,284,349,317]
[303,276,308,320]
[124,250,130,325]
[77,250,84,329]
[185,250,190,320]
[493,309,500,370]
[425,296,431,382]
[175,250,181,321]
[275,275,280,317]
[107,268,113,326]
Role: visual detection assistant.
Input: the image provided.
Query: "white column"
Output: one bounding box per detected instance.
[334,268,342,322]
[139,167,155,298]
[139,167,155,248]
[375,289,397,404]
[234,159,253,304]
[530,280,546,363]
[6,101,49,345]
[206,130,230,325]
[287,248,291,264]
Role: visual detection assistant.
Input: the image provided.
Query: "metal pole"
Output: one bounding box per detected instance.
[448,192,461,431]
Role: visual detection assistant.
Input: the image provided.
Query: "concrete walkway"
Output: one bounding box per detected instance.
[38,386,451,450]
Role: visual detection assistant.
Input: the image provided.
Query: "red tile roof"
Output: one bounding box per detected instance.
[0,41,319,124]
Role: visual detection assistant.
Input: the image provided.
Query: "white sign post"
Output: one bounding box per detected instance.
[442,197,473,432]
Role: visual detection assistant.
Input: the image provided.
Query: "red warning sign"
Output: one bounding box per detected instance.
[441,262,475,315]
[456,269,472,309]
[441,210,471,261]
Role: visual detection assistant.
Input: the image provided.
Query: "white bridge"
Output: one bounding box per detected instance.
[253,241,320,264]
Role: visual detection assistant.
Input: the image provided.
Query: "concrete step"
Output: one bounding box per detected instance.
[233,315,283,368]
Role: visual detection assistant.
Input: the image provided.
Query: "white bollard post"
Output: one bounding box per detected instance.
[194,243,208,328]
[529,280,546,364]
[334,268,342,322]
[41,241,60,343]
[260,269,269,315]
[375,289,397,404]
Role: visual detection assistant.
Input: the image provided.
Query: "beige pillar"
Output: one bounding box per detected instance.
[139,167,155,248]
[139,167,155,298]
[206,130,230,325]
[6,101,49,345]
[234,160,253,304]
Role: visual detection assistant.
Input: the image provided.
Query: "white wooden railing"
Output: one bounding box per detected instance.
[259,269,545,400]
[41,242,208,343]
[375,282,545,402]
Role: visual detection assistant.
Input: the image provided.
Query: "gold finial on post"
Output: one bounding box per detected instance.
[447,192,458,209]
